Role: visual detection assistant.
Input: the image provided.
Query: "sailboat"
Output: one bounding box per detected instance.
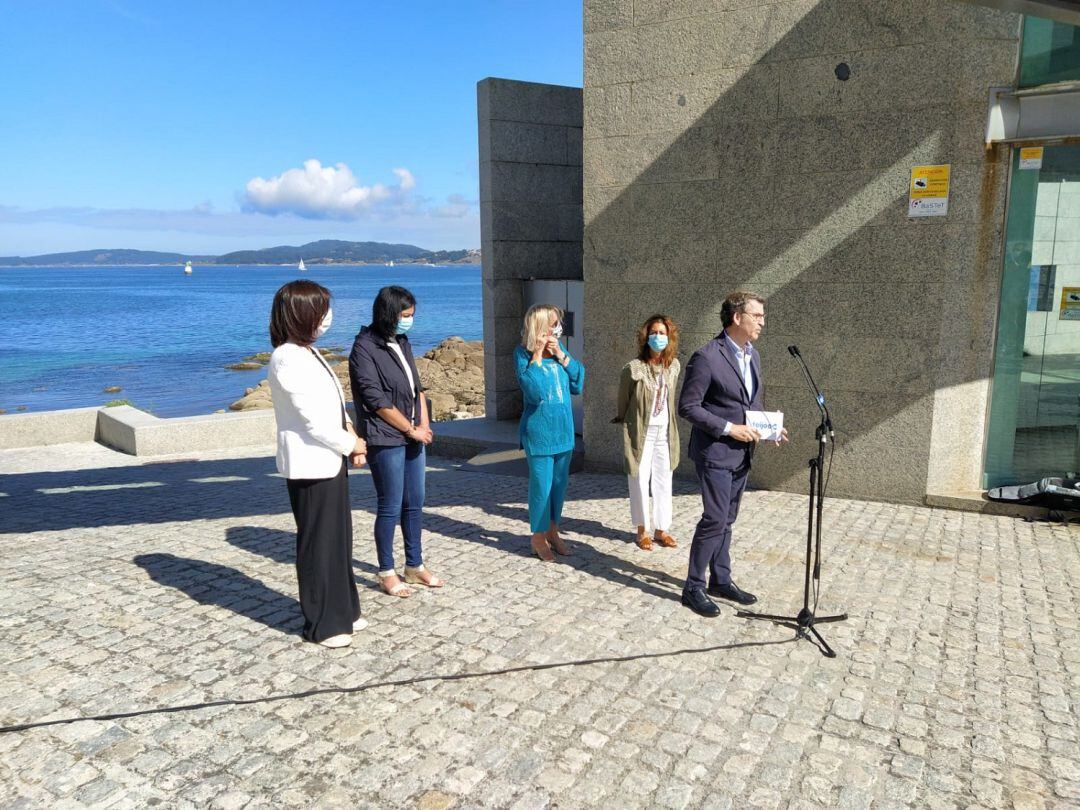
[298,258,306,272]
[184,261,193,275]
[388,260,395,267]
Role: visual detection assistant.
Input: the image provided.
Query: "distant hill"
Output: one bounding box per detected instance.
[0,249,216,266]
[0,241,480,266]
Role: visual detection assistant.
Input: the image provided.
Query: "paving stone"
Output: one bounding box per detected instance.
[0,443,1076,807]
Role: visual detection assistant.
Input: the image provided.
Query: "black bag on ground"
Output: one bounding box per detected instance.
[986,477,1080,511]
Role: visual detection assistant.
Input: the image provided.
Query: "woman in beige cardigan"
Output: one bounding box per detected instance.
[613,315,681,550]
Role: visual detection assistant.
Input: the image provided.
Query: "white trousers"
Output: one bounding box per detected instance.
[628,423,672,533]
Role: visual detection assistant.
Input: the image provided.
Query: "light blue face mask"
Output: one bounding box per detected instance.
[396,316,414,335]
[647,334,669,352]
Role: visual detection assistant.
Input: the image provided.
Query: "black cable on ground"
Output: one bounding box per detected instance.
[0,637,793,735]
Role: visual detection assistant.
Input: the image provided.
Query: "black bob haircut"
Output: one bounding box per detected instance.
[371,285,417,340]
[269,279,331,348]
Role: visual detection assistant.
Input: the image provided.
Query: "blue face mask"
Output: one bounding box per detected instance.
[647,334,668,352]
[396,316,414,335]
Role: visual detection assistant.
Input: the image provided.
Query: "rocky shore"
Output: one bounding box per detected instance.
[228,337,484,421]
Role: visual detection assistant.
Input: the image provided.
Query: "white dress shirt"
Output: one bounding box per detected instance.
[268,342,355,480]
[722,331,754,436]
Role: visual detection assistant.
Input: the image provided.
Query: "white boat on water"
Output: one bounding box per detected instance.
[184,261,193,275]
[298,258,306,272]
[388,260,395,267]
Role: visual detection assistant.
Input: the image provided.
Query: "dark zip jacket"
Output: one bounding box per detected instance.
[349,325,426,447]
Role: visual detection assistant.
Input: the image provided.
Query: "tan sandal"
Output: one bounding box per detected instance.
[636,530,653,551]
[548,533,572,556]
[377,572,412,598]
[654,530,678,548]
[531,535,555,562]
[404,565,444,588]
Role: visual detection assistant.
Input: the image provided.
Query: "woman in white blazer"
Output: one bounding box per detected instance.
[268,280,368,649]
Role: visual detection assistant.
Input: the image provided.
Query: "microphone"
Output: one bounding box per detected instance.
[788,344,834,438]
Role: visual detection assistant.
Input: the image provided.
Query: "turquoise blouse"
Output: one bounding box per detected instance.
[515,344,585,456]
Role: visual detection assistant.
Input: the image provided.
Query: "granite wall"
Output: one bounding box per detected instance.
[582,0,1022,503]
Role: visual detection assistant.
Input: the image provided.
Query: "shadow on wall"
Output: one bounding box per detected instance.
[581,0,1018,503]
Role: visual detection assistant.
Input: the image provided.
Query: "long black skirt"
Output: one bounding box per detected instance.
[286,459,361,642]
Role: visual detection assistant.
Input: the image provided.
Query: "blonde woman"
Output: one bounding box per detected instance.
[515,304,585,562]
[614,315,681,551]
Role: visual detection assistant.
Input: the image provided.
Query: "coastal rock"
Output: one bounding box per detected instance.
[229,379,273,411]
[227,362,264,371]
[425,391,458,421]
[103,385,122,394]
[228,337,485,421]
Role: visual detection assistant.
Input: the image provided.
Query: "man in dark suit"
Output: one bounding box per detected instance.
[677,291,786,617]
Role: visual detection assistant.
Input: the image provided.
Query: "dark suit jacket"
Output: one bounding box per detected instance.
[677,332,764,469]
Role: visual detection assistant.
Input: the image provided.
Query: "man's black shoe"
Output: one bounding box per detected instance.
[707,581,757,605]
[681,587,721,617]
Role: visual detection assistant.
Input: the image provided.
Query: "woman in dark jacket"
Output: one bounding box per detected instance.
[349,286,443,598]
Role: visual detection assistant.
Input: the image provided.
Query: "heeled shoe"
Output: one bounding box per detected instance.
[531,535,555,562]
[548,533,571,556]
[377,572,412,598]
[404,565,445,588]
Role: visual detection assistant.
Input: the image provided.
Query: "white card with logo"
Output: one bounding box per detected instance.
[746,410,784,441]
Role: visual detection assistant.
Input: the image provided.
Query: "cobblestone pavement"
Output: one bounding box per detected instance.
[0,442,1078,809]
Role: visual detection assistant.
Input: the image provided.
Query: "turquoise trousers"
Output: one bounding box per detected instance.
[526,450,573,533]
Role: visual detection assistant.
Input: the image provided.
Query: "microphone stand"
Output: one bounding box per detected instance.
[736,346,848,658]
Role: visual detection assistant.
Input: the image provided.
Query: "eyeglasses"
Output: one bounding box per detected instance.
[742,311,765,323]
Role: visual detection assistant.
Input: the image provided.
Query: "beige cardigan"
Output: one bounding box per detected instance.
[613,358,681,476]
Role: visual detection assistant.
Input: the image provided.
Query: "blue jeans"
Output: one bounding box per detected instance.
[526,451,572,533]
[367,443,426,572]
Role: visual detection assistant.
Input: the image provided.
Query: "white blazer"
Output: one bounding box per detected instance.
[268,342,356,480]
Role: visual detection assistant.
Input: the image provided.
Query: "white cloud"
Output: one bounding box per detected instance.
[433,193,473,219]
[242,159,417,220]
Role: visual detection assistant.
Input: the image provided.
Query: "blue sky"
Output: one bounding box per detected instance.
[0,1,582,255]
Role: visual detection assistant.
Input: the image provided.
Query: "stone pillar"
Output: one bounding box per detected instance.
[477,78,583,420]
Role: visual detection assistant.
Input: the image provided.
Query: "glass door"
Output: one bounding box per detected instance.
[985,144,1080,487]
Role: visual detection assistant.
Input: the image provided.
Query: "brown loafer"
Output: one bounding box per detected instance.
[654,530,678,548]
[636,533,653,551]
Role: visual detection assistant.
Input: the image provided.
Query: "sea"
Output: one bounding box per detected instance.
[0,264,482,418]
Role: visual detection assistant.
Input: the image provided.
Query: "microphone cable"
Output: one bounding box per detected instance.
[0,637,793,735]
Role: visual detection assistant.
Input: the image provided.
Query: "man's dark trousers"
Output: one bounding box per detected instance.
[677,331,763,595]
[686,459,749,591]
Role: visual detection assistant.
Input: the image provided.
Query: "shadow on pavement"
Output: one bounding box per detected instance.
[0,455,670,535]
[5,454,692,608]
[134,552,301,637]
